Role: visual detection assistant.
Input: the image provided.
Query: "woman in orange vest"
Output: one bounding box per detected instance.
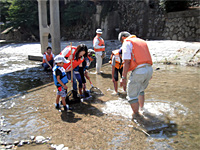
[60,44,88,98]
[110,49,126,95]
[93,29,105,74]
[118,31,153,119]
[42,46,54,71]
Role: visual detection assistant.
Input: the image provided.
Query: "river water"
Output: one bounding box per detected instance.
[0,42,199,149]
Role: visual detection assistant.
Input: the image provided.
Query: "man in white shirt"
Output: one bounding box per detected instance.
[93,29,105,74]
[118,31,153,119]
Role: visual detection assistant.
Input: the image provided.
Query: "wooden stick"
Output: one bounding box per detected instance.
[70,42,73,90]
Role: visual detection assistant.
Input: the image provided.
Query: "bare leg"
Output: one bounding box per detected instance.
[79,88,83,96]
[56,95,60,104]
[61,97,66,106]
[130,102,139,114]
[83,83,86,93]
[138,95,145,108]
[113,81,118,93]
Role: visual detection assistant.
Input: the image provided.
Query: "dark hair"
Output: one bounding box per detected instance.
[47,46,52,50]
[74,44,88,61]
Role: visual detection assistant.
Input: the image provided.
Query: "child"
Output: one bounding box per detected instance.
[110,49,126,95]
[53,55,70,111]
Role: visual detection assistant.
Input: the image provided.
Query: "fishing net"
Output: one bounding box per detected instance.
[89,87,103,95]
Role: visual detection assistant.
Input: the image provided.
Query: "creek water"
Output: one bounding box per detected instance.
[0,42,199,149]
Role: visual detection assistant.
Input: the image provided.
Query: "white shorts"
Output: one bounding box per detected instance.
[57,86,67,97]
[127,65,153,104]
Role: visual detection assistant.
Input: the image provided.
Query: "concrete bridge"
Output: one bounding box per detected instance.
[37,0,61,55]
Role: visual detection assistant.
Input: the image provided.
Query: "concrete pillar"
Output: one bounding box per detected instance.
[37,0,61,55]
[49,0,61,55]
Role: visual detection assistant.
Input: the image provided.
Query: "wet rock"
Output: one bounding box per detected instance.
[23,140,31,144]
[56,144,64,150]
[155,68,160,70]
[51,144,57,149]
[30,136,35,141]
[18,141,24,147]
[174,141,179,143]
[4,129,11,134]
[35,136,45,143]
[6,145,13,149]
[42,140,49,144]
[46,136,51,140]
[13,141,19,146]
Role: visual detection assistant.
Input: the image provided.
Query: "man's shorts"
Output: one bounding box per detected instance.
[57,86,67,97]
[127,65,153,104]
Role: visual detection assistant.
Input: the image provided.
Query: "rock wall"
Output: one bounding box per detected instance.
[163,8,200,41]
[116,0,165,40]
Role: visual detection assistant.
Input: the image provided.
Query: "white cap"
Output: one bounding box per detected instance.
[54,55,69,63]
[96,29,103,34]
[88,49,95,53]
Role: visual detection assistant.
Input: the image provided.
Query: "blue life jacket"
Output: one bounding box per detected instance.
[53,65,68,87]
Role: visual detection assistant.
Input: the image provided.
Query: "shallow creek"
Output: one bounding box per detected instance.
[0,43,199,149]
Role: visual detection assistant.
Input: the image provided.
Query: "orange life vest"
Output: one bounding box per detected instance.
[109,49,123,69]
[125,35,153,71]
[93,36,105,52]
[60,46,85,70]
[43,52,53,63]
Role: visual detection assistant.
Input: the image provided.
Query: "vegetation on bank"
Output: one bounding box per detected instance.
[0,0,199,42]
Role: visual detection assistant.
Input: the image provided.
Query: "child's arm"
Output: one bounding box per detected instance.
[57,75,68,89]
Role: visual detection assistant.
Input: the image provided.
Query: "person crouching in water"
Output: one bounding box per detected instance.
[110,49,126,95]
[42,46,54,71]
[53,55,70,111]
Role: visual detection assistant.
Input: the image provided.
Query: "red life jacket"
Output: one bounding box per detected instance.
[125,35,153,71]
[93,36,105,52]
[60,46,84,70]
[42,52,53,63]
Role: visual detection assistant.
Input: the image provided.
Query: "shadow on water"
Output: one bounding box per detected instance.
[132,111,178,138]
[61,101,104,123]
[0,66,53,102]
[100,72,112,79]
[61,112,82,123]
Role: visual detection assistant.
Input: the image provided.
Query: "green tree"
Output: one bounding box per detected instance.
[0,0,12,23]
[6,0,39,40]
[60,1,96,27]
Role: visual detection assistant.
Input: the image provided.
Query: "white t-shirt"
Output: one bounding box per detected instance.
[122,41,133,60]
